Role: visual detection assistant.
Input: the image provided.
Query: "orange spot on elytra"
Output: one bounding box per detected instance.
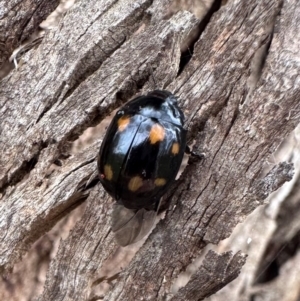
[118,116,130,131]
[149,124,165,144]
[104,164,113,180]
[154,178,166,186]
[128,176,143,192]
[171,143,180,155]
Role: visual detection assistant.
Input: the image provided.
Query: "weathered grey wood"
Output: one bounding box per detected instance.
[1,0,300,300]
[0,203,86,301]
[38,185,116,301]
[0,0,60,68]
[171,250,247,301]
[102,0,299,299]
[0,0,198,275]
[205,131,300,301]
[0,0,153,188]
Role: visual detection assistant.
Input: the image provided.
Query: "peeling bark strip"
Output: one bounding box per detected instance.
[0,0,60,67]
[171,251,247,301]
[0,0,300,300]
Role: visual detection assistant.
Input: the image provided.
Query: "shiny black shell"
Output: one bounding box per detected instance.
[97,90,187,210]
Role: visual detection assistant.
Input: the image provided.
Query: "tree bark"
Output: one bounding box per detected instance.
[0,0,60,68]
[0,0,300,300]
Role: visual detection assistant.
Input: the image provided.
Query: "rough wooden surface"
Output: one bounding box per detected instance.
[1,0,300,300]
[205,126,300,301]
[171,250,247,301]
[0,0,60,68]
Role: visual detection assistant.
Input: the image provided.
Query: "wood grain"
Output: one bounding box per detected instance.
[1,0,300,300]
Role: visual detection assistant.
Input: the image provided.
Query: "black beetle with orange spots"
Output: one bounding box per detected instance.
[97,90,188,246]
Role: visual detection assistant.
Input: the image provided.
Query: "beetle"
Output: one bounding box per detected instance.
[97,90,187,246]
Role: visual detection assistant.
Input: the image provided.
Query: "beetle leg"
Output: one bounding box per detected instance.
[185,145,205,160]
[154,198,161,212]
[85,169,99,188]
